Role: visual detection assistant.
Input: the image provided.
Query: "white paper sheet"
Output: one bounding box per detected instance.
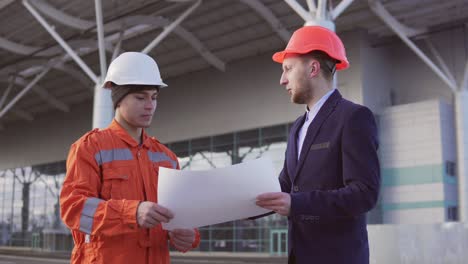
[157,157,281,230]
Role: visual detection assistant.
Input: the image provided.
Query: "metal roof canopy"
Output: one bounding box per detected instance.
[0,0,467,128]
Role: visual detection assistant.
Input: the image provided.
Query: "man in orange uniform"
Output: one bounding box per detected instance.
[60,52,200,263]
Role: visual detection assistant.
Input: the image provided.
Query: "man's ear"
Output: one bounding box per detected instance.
[308,60,321,78]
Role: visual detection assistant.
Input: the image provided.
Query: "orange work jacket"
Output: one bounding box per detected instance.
[60,119,200,264]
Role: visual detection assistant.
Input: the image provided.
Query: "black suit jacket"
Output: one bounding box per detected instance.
[281,89,380,264]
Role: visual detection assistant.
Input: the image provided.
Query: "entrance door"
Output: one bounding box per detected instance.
[269,229,287,256]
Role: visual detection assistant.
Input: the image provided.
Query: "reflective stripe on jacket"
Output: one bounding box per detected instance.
[60,119,200,264]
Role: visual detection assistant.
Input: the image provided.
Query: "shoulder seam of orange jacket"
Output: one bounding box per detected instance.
[60,121,200,263]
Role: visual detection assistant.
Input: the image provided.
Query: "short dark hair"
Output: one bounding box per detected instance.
[302,51,338,82]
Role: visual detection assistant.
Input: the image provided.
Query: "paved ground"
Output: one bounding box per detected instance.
[0,254,287,264]
[0,255,68,264]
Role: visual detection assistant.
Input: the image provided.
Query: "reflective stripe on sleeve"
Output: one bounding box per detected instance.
[79,197,103,234]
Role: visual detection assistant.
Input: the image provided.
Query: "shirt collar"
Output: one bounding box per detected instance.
[108,119,152,148]
[304,88,336,121]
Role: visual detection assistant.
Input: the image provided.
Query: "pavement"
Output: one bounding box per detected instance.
[0,247,287,264]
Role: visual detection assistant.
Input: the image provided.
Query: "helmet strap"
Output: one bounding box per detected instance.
[324,60,337,75]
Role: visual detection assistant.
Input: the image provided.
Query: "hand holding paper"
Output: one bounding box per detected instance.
[169,229,196,252]
[136,201,173,228]
[256,192,291,216]
[157,158,280,230]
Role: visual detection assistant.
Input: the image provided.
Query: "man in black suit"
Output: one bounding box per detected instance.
[256,26,380,264]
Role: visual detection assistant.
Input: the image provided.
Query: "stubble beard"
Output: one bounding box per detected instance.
[291,88,309,105]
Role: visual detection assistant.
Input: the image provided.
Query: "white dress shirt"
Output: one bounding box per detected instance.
[297,89,335,159]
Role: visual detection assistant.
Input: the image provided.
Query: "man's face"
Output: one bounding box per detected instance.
[280,54,312,104]
[118,89,158,128]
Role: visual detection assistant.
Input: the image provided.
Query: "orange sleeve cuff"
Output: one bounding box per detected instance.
[122,200,139,228]
[192,228,200,248]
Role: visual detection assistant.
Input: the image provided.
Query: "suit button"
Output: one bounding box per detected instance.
[293,186,299,192]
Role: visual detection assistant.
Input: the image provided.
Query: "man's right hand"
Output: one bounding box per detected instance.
[137,201,174,228]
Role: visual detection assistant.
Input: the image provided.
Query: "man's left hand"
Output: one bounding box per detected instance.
[169,229,195,252]
[256,192,291,216]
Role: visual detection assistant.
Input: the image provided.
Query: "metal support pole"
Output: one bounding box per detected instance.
[92,0,113,129]
[233,220,236,252]
[9,173,15,245]
[331,0,354,20]
[23,0,99,84]
[142,0,202,54]
[95,0,107,81]
[306,0,316,12]
[92,83,113,129]
[31,184,35,229]
[283,0,334,29]
[42,181,47,227]
[1,173,6,225]
[111,30,124,61]
[456,90,468,221]
[316,0,327,20]
[424,38,457,86]
[0,66,51,119]
[0,77,14,109]
[208,225,212,252]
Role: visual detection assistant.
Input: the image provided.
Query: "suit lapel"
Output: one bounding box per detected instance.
[288,114,305,175]
[292,90,342,181]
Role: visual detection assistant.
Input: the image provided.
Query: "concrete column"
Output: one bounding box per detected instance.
[92,82,113,129]
[455,90,468,221]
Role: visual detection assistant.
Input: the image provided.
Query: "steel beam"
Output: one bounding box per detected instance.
[23,0,99,84]
[0,77,14,109]
[142,0,202,54]
[171,22,225,71]
[0,66,51,119]
[424,38,457,87]
[29,0,94,30]
[55,64,93,89]
[95,0,107,81]
[0,37,43,56]
[306,0,316,12]
[14,77,70,112]
[4,11,224,75]
[240,0,291,43]
[316,0,327,20]
[331,0,354,20]
[111,30,124,61]
[0,37,110,57]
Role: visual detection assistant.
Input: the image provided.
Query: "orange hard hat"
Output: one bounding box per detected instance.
[272,26,349,70]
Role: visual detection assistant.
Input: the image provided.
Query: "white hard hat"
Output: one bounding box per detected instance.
[103,52,168,88]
